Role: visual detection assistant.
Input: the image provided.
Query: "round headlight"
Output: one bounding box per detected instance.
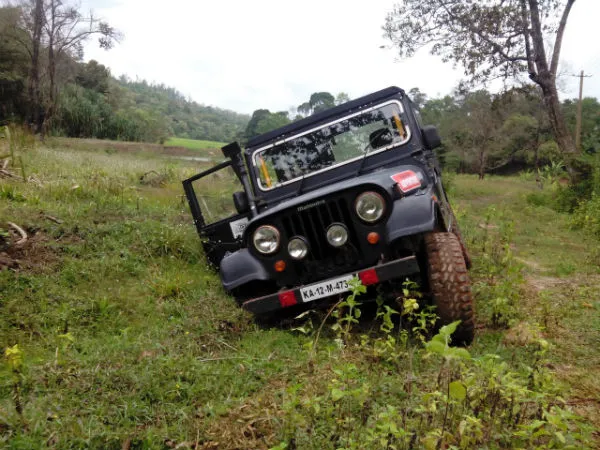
[355,191,385,223]
[288,237,309,260]
[326,223,348,247]
[253,225,280,254]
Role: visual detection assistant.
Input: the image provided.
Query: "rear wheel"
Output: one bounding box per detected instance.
[424,232,475,345]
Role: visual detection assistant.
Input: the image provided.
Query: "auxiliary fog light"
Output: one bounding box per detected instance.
[326,223,349,248]
[288,237,309,260]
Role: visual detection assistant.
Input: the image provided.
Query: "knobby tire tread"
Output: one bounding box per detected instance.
[425,232,475,345]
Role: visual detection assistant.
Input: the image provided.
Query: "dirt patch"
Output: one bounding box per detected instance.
[526,275,568,292]
[196,375,300,450]
[515,257,545,272]
[0,228,59,272]
[200,397,280,450]
[503,321,542,346]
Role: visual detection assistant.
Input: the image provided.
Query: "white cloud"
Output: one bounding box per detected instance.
[81,0,599,114]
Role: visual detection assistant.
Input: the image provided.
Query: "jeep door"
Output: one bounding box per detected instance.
[182,161,250,267]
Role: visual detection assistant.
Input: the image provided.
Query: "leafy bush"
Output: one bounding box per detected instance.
[471,207,524,327]
[279,291,592,449]
[571,193,600,237]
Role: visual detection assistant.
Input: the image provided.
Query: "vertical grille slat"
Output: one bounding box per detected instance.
[304,210,323,259]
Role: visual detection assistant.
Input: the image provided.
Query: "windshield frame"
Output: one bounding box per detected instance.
[250,99,411,192]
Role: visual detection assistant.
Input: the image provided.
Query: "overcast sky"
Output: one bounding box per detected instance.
[81,0,600,115]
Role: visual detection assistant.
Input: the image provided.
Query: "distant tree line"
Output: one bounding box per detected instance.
[414,86,599,179]
[0,2,248,143]
[243,85,599,181]
[243,91,350,141]
[384,0,596,185]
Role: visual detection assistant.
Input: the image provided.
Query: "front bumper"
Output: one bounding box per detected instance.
[241,256,420,315]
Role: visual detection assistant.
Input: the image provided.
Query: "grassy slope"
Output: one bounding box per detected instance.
[451,174,600,389]
[0,146,598,448]
[164,137,226,151]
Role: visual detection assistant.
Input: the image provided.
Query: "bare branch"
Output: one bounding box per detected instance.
[8,222,28,245]
[519,0,537,79]
[550,0,575,77]
[438,0,528,63]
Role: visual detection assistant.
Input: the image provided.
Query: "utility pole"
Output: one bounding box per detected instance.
[574,70,592,152]
[575,70,584,152]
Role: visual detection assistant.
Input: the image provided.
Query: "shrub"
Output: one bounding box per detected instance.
[571,193,600,238]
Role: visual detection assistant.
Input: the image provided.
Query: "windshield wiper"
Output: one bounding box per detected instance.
[295,166,308,196]
[355,128,392,177]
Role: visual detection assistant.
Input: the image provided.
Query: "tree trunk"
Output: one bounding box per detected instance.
[27,0,44,133]
[478,149,486,180]
[527,0,581,181]
[42,0,56,138]
[539,81,576,156]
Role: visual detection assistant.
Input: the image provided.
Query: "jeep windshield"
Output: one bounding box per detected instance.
[253,101,410,190]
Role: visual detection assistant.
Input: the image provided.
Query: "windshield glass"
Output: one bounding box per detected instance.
[253,101,409,190]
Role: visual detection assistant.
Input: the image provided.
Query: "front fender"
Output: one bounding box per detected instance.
[386,191,437,242]
[219,249,270,291]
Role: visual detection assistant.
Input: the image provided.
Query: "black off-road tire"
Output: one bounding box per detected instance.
[446,205,472,269]
[424,232,475,345]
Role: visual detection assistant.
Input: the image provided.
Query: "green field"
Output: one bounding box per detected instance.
[164,137,227,151]
[1,140,598,448]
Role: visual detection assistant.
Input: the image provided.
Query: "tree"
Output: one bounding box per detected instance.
[297,91,336,117]
[408,87,427,109]
[244,109,290,140]
[0,7,29,122]
[41,0,121,134]
[255,111,290,136]
[4,0,121,132]
[75,59,110,93]
[384,0,579,175]
[24,0,44,130]
[335,92,350,105]
[563,97,600,152]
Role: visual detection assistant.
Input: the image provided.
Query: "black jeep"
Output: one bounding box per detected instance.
[183,86,475,344]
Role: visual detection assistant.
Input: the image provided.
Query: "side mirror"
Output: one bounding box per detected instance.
[221,141,242,159]
[422,125,442,150]
[233,191,250,214]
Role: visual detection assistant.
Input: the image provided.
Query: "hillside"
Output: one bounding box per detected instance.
[112,76,249,142]
[0,13,249,144]
[53,67,249,144]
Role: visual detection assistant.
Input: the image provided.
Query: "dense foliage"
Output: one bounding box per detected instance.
[243,91,350,141]
[53,71,249,143]
[415,86,600,178]
[0,4,248,143]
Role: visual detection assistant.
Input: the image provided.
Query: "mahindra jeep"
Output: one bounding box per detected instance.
[183,86,475,344]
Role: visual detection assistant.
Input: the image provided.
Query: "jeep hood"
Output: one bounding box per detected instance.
[245,164,428,233]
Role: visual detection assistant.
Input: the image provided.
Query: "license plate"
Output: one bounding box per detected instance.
[300,274,355,302]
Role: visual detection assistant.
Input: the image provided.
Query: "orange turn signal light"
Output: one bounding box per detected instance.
[367,232,380,244]
[274,260,286,272]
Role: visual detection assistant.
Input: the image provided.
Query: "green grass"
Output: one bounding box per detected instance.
[1,141,598,448]
[164,137,226,151]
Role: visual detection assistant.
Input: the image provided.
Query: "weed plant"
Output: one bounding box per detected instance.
[275,282,591,449]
